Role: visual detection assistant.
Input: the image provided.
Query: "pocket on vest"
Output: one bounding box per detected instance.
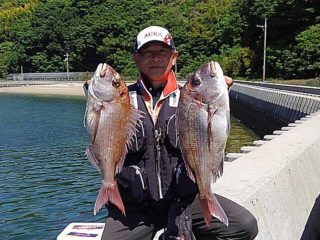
[116,165,149,204]
[164,114,181,152]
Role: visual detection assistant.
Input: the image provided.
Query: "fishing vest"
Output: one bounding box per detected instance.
[115,82,198,205]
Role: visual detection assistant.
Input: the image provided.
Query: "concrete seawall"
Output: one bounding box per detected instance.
[230,83,320,137]
[217,83,320,239]
[235,80,320,96]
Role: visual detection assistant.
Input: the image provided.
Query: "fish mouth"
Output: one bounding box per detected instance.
[111,74,121,88]
[98,65,121,88]
[99,63,112,78]
[209,61,216,77]
[90,64,123,101]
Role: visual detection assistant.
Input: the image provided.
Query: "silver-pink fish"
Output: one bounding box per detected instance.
[176,61,230,227]
[84,63,143,216]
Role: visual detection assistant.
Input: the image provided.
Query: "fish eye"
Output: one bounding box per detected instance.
[112,79,120,88]
[191,76,201,87]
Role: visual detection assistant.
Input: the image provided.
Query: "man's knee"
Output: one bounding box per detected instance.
[240,212,258,240]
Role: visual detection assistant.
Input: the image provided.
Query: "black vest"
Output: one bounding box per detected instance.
[115,82,197,206]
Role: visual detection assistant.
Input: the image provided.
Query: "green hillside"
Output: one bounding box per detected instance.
[0,0,319,80]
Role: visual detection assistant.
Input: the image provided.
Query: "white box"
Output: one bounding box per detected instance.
[57,222,105,240]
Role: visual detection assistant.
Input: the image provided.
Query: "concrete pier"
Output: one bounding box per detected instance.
[216,111,320,239]
[219,83,320,240]
[230,83,320,137]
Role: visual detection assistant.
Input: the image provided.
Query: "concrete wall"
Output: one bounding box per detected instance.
[214,83,320,239]
[235,80,320,96]
[229,83,320,137]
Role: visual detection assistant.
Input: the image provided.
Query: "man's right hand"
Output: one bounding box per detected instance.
[224,76,233,88]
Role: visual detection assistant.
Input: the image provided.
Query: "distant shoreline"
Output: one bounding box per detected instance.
[0,82,85,97]
[0,80,186,97]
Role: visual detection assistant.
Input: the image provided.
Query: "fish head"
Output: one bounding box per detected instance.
[91,63,127,102]
[186,61,226,104]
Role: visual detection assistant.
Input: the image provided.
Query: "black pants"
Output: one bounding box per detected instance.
[300,194,320,240]
[101,194,258,240]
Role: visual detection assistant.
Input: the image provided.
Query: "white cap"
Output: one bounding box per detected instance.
[135,26,175,51]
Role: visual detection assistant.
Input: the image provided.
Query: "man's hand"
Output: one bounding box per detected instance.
[163,200,195,240]
[224,76,233,88]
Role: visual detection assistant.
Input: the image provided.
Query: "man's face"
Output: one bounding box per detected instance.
[133,41,178,84]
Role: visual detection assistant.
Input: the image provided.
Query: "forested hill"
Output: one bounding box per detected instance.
[0,0,319,80]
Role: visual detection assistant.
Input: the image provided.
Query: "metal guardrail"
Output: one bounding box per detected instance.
[0,81,84,88]
[235,80,320,96]
[6,72,94,81]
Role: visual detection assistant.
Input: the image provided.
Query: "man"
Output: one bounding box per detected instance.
[97,26,258,240]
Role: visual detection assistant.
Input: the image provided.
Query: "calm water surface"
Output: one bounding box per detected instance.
[0,93,259,240]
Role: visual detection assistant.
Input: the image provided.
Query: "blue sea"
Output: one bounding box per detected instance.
[0,94,105,240]
[0,93,259,240]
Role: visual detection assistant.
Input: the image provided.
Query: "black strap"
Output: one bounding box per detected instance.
[162,199,195,240]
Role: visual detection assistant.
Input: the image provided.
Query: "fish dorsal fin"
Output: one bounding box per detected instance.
[126,107,145,147]
[115,106,145,175]
[116,105,144,174]
[116,151,126,174]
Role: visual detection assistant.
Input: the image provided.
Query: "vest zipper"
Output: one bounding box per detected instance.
[129,165,146,190]
[154,129,163,199]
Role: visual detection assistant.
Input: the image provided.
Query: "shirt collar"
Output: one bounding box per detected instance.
[137,70,179,99]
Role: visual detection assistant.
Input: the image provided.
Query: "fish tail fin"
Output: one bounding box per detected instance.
[199,197,213,227]
[199,195,229,228]
[94,181,125,216]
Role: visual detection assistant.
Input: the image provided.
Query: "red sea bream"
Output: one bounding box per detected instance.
[176,61,230,227]
[84,63,143,216]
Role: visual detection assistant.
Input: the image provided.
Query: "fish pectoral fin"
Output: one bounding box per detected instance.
[207,106,219,151]
[86,145,100,171]
[94,181,125,216]
[227,110,231,134]
[210,162,224,185]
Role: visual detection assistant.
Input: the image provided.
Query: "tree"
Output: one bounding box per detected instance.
[295,24,320,78]
[0,41,19,78]
[1,0,319,79]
